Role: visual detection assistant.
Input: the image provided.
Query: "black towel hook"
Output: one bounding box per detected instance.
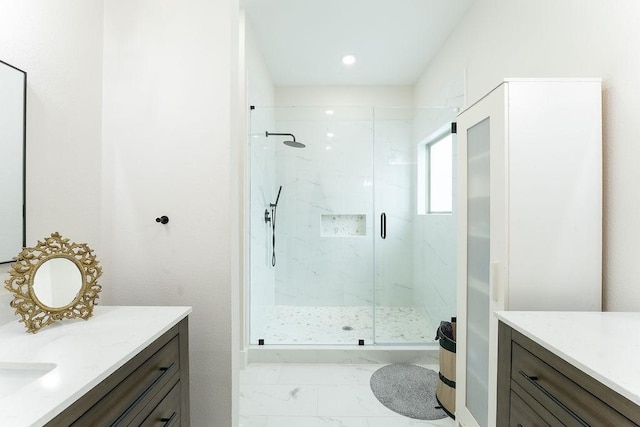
[156,216,169,224]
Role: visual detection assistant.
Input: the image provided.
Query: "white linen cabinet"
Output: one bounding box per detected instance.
[455,79,602,427]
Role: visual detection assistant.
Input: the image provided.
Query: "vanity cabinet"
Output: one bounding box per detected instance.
[456,79,602,427]
[497,321,640,426]
[45,318,189,427]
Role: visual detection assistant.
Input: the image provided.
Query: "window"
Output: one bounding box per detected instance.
[428,134,453,213]
[417,129,453,214]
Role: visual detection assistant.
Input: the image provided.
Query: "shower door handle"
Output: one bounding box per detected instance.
[380,213,386,239]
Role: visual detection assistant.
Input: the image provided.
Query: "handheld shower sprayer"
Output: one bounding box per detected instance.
[272,185,282,207]
[265,185,283,267]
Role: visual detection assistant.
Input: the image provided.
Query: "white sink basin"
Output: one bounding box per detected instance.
[0,362,57,399]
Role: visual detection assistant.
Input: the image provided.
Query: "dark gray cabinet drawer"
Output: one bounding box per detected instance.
[511,342,631,426]
[509,389,550,427]
[140,381,182,427]
[45,317,190,427]
[73,336,180,426]
[497,321,640,427]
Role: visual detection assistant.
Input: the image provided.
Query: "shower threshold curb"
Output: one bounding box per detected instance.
[247,344,439,364]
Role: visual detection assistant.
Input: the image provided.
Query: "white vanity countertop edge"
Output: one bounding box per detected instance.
[495,311,640,407]
[0,305,192,427]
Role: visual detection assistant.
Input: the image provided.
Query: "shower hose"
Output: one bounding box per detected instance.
[271,206,277,267]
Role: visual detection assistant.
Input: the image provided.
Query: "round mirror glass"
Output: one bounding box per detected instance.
[32,258,83,308]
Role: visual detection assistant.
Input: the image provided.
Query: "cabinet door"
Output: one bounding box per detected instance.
[457,84,507,427]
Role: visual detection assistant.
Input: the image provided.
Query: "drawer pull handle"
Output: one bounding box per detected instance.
[519,370,589,427]
[160,362,176,372]
[161,411,178,426]
[112,361,178,425]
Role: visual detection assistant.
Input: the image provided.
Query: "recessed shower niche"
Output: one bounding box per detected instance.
[321,214,366,237]
[248,105,458,346]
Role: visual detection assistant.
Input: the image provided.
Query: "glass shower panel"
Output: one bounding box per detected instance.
[249,106,375,345]
[373,107,457,344]
[248,106,277,345]
[465,117,491,426]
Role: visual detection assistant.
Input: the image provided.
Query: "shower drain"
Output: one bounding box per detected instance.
[342,325,353,331]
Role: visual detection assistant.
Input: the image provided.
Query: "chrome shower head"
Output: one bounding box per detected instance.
[265,131,306,148]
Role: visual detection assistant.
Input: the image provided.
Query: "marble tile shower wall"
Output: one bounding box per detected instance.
[413,215,457,329]
[271,118,416,307]
[372,119,415,308]
[273,118,376,307]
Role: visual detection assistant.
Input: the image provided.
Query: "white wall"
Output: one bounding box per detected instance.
[270,106,377,307]
[276,86,413,108]
[101,1,239,426]
[415,0,640,311]
[1,1,238,425]
[246,22,276,108]
[0,292,15,326]
[0,0,104,322]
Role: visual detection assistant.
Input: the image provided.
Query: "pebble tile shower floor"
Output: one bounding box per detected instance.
[257,306,440,345]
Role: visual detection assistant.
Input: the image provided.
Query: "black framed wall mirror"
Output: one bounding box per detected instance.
[0,59,26,264]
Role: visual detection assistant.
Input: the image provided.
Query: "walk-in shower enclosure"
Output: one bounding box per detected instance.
[249,106,457,346]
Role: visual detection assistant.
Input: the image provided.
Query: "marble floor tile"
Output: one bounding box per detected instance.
[240,384,319,416]
[239,415,268,427]
[240,363,281,385]
[317,384,398,417]
[240,363,455,427]
[240,416,452,427]
[240,363,282,385]
[366,417,454,426]
[277,363,379,385]
[265,416,369,427]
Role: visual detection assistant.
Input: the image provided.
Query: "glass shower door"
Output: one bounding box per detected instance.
[373,107,457,344]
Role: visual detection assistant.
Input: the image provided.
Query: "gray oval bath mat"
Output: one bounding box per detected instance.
[370,364,447,420]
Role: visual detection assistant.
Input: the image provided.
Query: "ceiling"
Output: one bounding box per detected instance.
[241,0,475,86]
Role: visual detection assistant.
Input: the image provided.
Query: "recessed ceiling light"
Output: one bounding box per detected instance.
[341,54,356,66]
[327,132,335,138]
[325,109,334,115]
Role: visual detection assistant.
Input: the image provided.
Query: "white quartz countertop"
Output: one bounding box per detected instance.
[0,305,191,426]
[495,311,640,407]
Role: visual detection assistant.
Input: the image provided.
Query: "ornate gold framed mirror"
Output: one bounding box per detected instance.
[4,232,102,333]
